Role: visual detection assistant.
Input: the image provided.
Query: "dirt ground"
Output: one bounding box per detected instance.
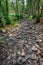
[0,19,43,65]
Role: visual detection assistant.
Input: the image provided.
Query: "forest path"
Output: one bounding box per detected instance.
[0,19,43,65]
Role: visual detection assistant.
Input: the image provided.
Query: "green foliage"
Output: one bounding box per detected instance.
[0,19,6,27]
[0,0,43,27]
[29,15,33,20]
[15,13,23,19]
[9,13,18,21]
[0,36,5,40]
[0,35,5,44]
[11,21,19,27]
[0,8,6,27]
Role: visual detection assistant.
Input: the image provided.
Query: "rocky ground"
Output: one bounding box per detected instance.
[0,20,43,65]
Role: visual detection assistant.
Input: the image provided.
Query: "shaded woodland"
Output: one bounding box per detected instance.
[0,0,43,27]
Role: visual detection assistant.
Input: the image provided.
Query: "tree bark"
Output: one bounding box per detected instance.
[36,0,40,23]
[16,0,18,14]
[6,0,9,24]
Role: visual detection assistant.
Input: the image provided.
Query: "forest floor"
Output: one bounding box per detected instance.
[0,19,43,65]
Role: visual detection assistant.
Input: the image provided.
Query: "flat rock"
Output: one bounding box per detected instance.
[36,39,42,43]
[31,54,38,60]
[1,29,6,33]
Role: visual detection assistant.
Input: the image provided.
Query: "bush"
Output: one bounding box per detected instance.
[11,21,19,27]
[32,14,37,18]
[15,13,23,19]
[29,15,33,20]
[9,14,18,21]
[0,10,7,27]
[0,18,6,27]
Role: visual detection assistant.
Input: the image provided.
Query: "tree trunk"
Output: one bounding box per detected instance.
[40,5,43,17]
[22,0,24,12]
[6,0,10,24]
[16,0,18,14]
[32,0,36,18]
[38,0,40,18]
[36,0,40,23]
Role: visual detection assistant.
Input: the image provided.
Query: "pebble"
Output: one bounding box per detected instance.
[1,29,6,33]
[31,54,38,60]
[32,46,38,52]
[20,49,25,56]
[36,39,42,43]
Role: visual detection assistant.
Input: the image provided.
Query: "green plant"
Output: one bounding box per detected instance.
[11,21,19,27]
[29,15,33,20]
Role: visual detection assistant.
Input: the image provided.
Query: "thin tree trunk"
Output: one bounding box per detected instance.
[22,0,24,12]
[40,5,43,17]
[38,0,40,19]
[32,0,36,17]
[6,0,9,24]
[36,0,40,23]
[16,0,18,15]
